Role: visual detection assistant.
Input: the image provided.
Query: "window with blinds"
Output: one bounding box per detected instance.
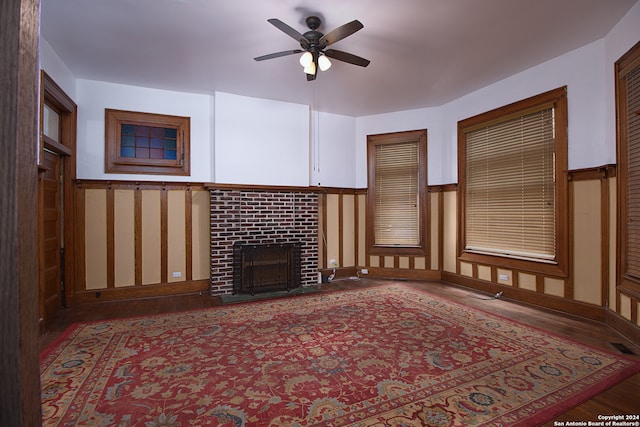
[458,87,568,274]
[367,129,428,255]
[626,66,640,280]
[616,41,640,293]
[465,108,556,261]
[374,142,420,246]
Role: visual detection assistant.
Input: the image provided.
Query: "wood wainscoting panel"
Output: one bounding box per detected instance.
[369,256,380,267]
[325,193,340,267]
[114,189,135,287]
[620,293,632,322]
[192,190,210,281]
[399,256,409,269]
[85,189,108,290]
[518,272,537,291]
[544,277,565,297]
[573,179,603,306]
[443,190,457,274]
[384,256,394,268]
[357,193,366,267]
[75,181,210,303]
[342,194,356,268]
[414,257,426,269]
[477,265,491,282]
[142,190,162,285]
[460,262,473,277]
[430,192,439,270]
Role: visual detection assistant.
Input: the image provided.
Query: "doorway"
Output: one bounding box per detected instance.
[40,149,65,321]
[38,71,77,332]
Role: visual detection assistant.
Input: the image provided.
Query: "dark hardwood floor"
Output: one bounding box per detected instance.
[40,278,640,425]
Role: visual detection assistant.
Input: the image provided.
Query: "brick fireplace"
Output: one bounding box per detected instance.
[208,188,318,295]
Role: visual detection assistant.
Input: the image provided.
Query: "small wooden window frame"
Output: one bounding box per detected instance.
[105,109,190,175]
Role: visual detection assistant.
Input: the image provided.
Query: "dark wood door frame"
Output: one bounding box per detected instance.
[0,0,41,423]
[39,71,77,315]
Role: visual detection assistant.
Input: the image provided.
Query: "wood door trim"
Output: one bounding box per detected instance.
[40,71,77,312]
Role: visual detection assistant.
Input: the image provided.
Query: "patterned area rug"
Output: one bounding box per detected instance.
[41,285,640,426]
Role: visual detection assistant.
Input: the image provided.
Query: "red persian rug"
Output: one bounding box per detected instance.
[41,285,640,426]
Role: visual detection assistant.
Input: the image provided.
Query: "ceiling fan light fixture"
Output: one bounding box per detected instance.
[256,16,369,81]
[318,54,332,71]
[303,61,316,75]
[299,51,313,67]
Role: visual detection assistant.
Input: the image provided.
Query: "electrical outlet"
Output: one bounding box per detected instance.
[499,274,508,281]
[172,272,182,278]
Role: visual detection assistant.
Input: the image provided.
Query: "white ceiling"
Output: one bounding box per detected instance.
[41,0,637,117]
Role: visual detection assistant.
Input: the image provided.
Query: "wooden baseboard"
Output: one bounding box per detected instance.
[74,279,210,304]
[364,267,442,281]
[442,272,605,322]
[606,309,640,347]
[320,267,358,281]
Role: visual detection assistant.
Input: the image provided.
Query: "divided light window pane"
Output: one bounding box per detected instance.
[374,141,420,246]
[120,124,178,160]
[465,108,556,260]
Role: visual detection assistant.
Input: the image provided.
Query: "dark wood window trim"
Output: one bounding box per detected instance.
[366,129,428,257]
[616,41,640,298]
[105,109,190,175]
[457,87,569,277]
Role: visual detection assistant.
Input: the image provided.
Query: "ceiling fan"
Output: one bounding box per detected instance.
[254,15,370,81]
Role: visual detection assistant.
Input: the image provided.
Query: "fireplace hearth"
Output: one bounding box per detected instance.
[233,243,301,295]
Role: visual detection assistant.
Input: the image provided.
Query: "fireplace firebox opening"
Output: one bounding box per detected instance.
[233,242,301,295]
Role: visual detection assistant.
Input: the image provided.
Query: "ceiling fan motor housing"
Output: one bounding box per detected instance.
[303,16,323,51]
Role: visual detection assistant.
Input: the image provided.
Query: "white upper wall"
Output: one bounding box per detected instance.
[357,39,610,186]
[75,79,213,182]
[441,39,608,178]
[355,107,444,186]
[40,38,77,101]
[311,111,356,188]
[214,92,309,187]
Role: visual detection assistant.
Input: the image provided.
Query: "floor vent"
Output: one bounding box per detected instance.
[610,342,635,355]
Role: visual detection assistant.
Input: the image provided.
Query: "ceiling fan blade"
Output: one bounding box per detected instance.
[267,18,309,49]
[254,49,303,61]
[324,49,370,67]
[319,20,363,47]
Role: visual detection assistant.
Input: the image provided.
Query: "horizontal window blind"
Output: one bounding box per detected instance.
[374,141,420,246]
[465,108,556,260]
[626,65,640,279]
